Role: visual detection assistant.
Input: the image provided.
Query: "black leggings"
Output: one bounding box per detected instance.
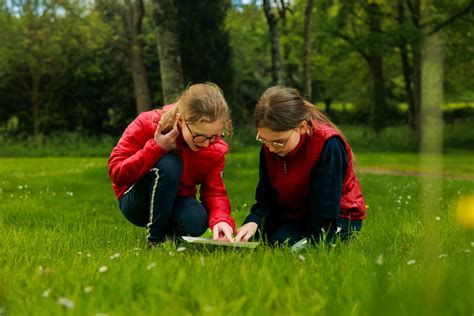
[119,153,208,242]
[263,217,363,246]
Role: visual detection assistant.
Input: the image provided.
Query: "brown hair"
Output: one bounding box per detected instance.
[159,82,233,135]
[254,86,340,134]
[255,86,358,164]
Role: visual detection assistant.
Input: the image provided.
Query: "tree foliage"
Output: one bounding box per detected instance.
[0,0,472,139]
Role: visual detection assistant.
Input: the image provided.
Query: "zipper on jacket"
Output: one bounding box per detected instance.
[283,160,287,175]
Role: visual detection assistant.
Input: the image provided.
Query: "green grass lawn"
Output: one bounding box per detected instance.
[1,152,474,315]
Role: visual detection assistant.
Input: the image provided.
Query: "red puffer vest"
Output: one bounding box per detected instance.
[263,122,366,221]
[108,107,235,230]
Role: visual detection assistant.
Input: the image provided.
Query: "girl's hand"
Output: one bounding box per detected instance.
[154,120,179,151]
[234,222,258,242]
[212,222,234,242]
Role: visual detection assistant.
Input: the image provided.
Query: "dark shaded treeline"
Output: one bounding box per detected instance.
[0,0,473,147]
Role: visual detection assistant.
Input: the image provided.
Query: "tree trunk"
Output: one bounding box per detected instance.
[303,0,314,99]
[263,0,281,85]
[412,0,422,139]
[127,0,151,114]
[324,98,332,117]
[412,44,422,135]
[277,0,292,86]
[400,44,416,129]
[407,0,422,137]
[152,0,184,104]
[368,55,387,132]
[367,3,387,132]
[397,1,416,130]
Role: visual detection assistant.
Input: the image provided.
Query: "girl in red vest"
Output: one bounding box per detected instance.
[235,86,366,245]
[109,83,235,247]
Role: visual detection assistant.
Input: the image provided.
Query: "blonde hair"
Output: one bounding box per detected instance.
[254,86,341,134]
[159,82,233,135]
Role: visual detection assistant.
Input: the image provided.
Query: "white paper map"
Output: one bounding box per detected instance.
[181,236,259,249]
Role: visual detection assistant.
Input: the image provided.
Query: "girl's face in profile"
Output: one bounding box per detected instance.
[179,116,224,151]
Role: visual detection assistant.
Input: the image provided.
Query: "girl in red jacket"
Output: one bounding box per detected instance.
[109,83,235,247]
[235,86,366,245]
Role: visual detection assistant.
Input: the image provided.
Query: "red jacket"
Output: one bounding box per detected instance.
[108,108,235,230]
[263,123,366,221]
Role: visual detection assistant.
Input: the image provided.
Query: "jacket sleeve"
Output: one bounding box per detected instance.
[243,147,273,226]
[308,136,348,240]
[108,114,169,187]
[200,152,235,231]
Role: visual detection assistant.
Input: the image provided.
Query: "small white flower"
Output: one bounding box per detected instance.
[464,249,471,253]
[86,253,91,258]
[77,252,83,256]
[98,266,108,273]
[435,217,441,221]
[147,262,156,270]
[37,266,52,275]
[471,242,474,248]
[438,254,448,259]
[407,259,416,265]
[298,255,305,261]
[375,254,384,266]
[407,195,411,199]
[58,297,74,310]
[168,251,175,257]
[18,185,23,189]
[84,286,93,294]
[177,247,186,252]
[109,253,120,260]
[42,288,53,298]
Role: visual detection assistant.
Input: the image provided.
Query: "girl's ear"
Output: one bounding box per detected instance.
[176,113,183,124]
[299,120,309,135]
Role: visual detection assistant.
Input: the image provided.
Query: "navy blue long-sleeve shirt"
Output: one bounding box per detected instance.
[244,137,348,236]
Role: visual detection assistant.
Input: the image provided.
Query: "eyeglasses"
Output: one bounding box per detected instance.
[184,121,223,144]
[256,129,295,148]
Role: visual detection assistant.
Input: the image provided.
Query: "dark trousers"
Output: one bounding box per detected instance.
[263,216,363,246]
[118,153,208,242]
